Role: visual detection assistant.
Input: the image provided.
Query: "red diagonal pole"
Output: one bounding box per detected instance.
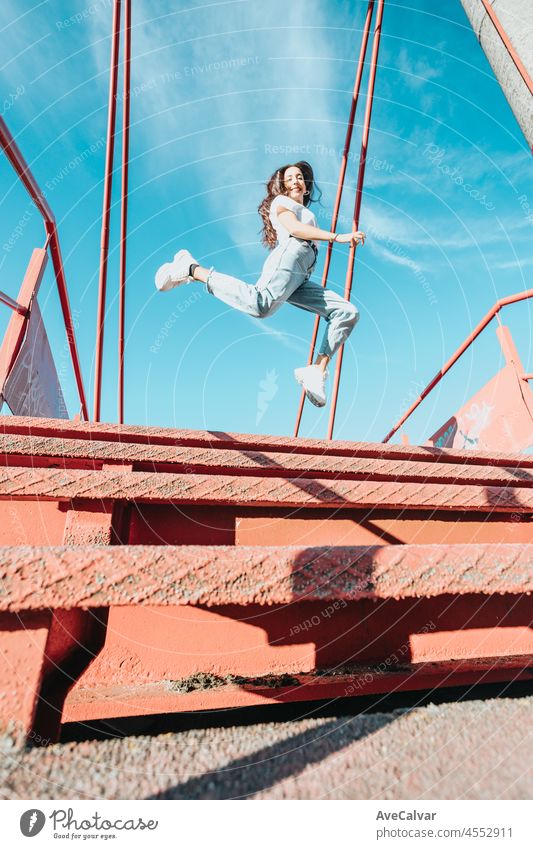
[0,117,89,420]
[118,0,131,425]
[327,0,385,441]
[382,288,533,444]
[93,0,122,422]
[0,290,27,315]
[294,0,376,438]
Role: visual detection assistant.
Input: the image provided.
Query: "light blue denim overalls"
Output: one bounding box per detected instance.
[205,235,359,358]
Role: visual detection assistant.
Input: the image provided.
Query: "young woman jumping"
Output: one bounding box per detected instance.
[154,160,365,407]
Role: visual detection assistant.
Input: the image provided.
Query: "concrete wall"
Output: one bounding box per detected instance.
[460,0,533,149]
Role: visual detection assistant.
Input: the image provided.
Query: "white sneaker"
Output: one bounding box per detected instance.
[155,249,197,291]
[294,364,329,407]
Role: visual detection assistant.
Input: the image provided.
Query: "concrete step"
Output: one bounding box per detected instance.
[2,694,532,799]
[0,414,531,744]
[1,542,532,610]
[1,465,532,512]
[3,432,533,487]
[3,414,533,466]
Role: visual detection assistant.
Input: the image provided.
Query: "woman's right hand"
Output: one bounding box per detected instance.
[335,231,366,245]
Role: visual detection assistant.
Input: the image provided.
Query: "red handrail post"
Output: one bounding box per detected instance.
[294,0,376,438]
[327,0,386,441]
[93,0,122,422]
[118,0,131,425]
[0,116,89,421]
[382,288,533,443]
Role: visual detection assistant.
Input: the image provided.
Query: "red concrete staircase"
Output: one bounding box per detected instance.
[1,415,532,745]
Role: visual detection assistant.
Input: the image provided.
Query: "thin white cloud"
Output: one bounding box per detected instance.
[85,2,343,160]
[369,239,431,272]
[363,203,531,253]
[492,257,533,270]
[82,1,356,257]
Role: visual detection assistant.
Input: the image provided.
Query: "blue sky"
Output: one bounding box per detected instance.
[1,0,532,443]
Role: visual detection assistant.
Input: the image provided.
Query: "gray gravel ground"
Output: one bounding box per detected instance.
[1,695,532,799]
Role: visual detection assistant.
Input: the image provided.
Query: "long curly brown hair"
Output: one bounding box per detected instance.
[258,161,322,249]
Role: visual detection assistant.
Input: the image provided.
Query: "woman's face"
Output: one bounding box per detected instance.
[282,166,306,204]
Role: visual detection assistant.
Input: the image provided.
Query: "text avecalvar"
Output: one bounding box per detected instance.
[376,811,437,821]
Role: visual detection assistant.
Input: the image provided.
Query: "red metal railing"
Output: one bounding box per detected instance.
[93,0,122,423]
[0,115,89,421]
[294,0,376,437]
[328,0,385,440]
[118,0,132,425]
[293,0,386,440]
[5,0,526,435]
[73,0,385,430]
[382,289,533,443]
[93,0,131,424]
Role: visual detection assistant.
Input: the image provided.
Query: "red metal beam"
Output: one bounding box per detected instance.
[62,593,533,720]
[1,465,533,511]
[3,542,531,723]
[294,0,376,437]
[62,659,533,721]
[3,432,533,488]
[328,0,386,440]
[0,117,55,226]
[118,0,131,425]
[2,414,533,467]
[93,0,122,422]
[47,227,89,420]
[383,289,533,444]
[0,117,88,420]
[1,542,531,610]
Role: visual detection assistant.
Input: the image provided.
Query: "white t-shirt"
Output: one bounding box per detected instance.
[269,195,318,248]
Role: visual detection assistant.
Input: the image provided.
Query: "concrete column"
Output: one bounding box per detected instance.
[459,0,533,150]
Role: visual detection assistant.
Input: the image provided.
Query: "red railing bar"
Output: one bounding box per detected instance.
[478,0,533,97]
[118,0,131,425]
[327,0,385,441]
[382,288,533,443]
[294,0,376,437]
[0,116,89,420]
[0,290,27,315]
[94,0,122,422]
